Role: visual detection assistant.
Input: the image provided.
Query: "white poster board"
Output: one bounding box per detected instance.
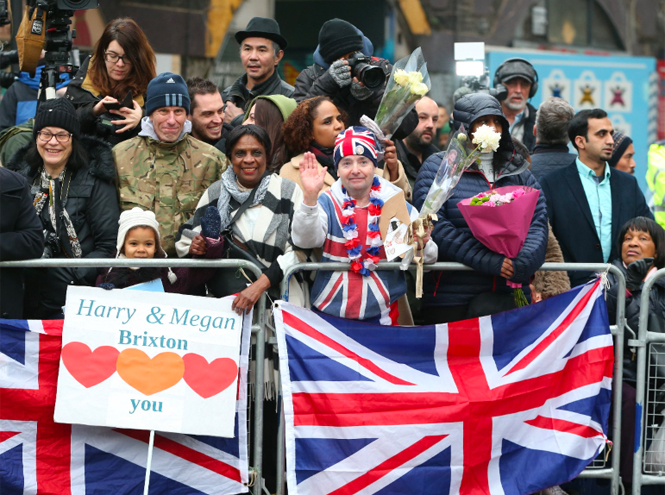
[54,286,244,437]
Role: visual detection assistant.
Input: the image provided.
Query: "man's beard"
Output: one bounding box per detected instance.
[406,131,432,153]
[505,99,527,112]
[191,121,219,145]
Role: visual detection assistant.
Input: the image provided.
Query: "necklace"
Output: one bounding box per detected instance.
[341,176,384,276]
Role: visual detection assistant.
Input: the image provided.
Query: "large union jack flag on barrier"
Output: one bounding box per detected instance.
[0,307,250,494]
[273,279,614,495]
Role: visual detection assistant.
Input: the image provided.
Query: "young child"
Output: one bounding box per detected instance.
[97,207,223,293]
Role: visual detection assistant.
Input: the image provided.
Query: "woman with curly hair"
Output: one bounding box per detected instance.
[280,96,411,198]
[65,18,156,145]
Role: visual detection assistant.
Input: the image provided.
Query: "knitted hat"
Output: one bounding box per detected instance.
[116,207,162,255]
[146,72,191,116]
[318,19,363,64]
[33,98,80,139]
[112,207,177,284]
[608,131,633,168]
[333,126,378,167]
[243,94,297,123]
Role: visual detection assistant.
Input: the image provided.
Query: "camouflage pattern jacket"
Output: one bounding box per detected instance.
[113,133,228,256]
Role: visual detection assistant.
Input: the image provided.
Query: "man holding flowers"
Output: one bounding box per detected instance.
[413,93,548,323]
[292,126,437,325]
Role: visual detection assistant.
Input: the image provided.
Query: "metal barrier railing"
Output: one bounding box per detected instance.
[634,268,665,494]
[0,258,267,495]
[278,261,626,495]
[0,258,630,494]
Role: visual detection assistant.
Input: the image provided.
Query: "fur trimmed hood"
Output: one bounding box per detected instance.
[5,134,116,183]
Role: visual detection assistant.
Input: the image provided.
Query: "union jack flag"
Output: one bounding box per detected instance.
[0,308,250,494]
[274,280,614,495]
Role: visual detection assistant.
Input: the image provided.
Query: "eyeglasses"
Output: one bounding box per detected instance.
[104,51,131,65]
[37,131,72,143]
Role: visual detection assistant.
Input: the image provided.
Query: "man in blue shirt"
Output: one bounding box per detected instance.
[540,108,652,287]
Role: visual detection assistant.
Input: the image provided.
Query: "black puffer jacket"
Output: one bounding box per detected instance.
[606,259,665,384]
[65,57,143,146]
[413,93,548,307]
[6,135,120,318]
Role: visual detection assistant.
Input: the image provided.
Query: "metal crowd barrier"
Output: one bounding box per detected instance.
[0,258,268,495]
[634,268,665,494]
[277,261,627,495]
[0,258,630,495]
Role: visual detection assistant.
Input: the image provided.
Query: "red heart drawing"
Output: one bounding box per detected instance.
[61,342,120,388]
[182,354,238,399]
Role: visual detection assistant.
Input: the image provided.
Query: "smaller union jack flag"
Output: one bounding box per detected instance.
[0,297,251,495]
[274,280,613,495]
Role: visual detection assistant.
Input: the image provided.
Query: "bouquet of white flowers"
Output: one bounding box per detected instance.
[360,47,430,140]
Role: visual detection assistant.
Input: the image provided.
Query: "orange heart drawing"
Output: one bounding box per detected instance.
[116,349,184,396]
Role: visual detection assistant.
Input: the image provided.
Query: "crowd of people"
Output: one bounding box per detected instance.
[0,14,663,494]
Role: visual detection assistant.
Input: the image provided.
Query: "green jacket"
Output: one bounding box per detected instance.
[113,133,228,256]
[0,119,33,166]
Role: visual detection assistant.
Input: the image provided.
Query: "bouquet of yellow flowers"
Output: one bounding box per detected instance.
[360,47,430,140]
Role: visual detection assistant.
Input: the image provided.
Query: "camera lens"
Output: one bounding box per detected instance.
[355,64,385,90]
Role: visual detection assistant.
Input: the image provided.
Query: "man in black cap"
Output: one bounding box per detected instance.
[492,58,539,151]
[223,17,294,127]
[293,18,393,127]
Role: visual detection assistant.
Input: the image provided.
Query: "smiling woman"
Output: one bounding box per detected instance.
[65,18,156,146]
[176,125,306,314]
[5,99,120,319]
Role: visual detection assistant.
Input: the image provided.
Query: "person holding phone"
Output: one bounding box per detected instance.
[65,18,156,145]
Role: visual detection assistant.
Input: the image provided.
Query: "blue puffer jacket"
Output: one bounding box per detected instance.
[413,149,549,307]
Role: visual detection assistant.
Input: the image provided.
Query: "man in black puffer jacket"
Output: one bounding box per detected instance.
[413,93,548,323]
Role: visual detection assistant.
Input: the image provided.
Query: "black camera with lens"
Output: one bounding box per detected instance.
[346,52,386,90]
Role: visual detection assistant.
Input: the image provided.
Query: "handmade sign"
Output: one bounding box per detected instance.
[54,286,244,437]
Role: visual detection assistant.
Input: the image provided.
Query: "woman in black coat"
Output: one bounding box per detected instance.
[0,168,44,318]
[413,93,548,323]
[5,98,120,319]
[604,216,665,488]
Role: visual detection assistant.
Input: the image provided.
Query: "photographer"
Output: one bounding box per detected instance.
[293,19,391,127]
[65,18,156,146]
[5,99,119,319]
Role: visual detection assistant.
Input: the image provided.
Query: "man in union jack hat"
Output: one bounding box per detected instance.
[292,126,437,325]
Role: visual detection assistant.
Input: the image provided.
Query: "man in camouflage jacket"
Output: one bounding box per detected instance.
[113,73,228,256]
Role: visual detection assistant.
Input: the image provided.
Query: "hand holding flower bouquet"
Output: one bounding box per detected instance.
[359,47,430,141]
[458,185,541,306]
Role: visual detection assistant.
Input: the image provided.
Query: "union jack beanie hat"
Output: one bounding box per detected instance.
[333,126,378,167]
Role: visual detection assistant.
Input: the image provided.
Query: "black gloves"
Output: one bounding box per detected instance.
[626,257,654,292]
